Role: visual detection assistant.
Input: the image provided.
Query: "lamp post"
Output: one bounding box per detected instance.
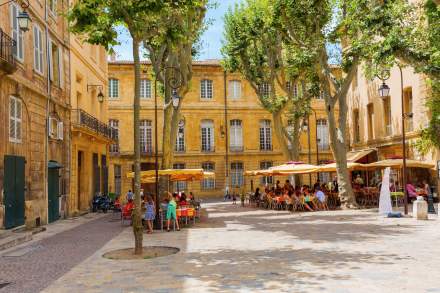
[376,66,409,215]
[153,66,183,228]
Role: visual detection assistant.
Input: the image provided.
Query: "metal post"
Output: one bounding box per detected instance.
[224,71,229,192]
[307,115,312,184]
[399,66,408,215]
[154,78,160,227]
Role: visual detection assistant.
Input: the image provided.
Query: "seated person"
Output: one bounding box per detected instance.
[179,192,188,206]
[302,187,316,211]
[315,186,328,210]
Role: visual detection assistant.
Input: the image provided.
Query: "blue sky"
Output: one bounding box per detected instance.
[112,0,243,61]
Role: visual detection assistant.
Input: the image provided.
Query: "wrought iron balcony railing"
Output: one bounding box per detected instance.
[72,109,118,141]
[0,28,17,74]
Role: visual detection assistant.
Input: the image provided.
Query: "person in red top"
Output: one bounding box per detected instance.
[179,192,188,206]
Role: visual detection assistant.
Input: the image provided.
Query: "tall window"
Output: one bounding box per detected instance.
[175,120,185,152]
[108,79,119,98]
[33,24,44,74]
[383,97,392,136]
[109,119,119,153]
[173,163,187,191]
[260,161,273,185]
[317,90,325,100]
[201,120,214,152]
[49,41,63,87]
[318,160,331,183]
[316,119,329,150]
[286,82,298,97]
[9,96,22,143]
[200,79,213,99]
[229,119,243,152]
[353,109,360,143]
[367,103,374,140]
[201,162,215,190]
[49,0,57,14]
[259,120,272,151]
[231,162,244,187]
[404,88,413,131]
[259,83,271,97]
[286,119,294,150]
[10,3,24,61]
[140,120,153,153]
[140,79,151,99]
[114,165,122,196]
[229,80,241,99]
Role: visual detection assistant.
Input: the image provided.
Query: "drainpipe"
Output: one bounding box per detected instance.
[223,71,229,192]
[44,0,51,224]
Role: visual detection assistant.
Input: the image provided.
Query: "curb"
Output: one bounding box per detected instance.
[0,232,32,252]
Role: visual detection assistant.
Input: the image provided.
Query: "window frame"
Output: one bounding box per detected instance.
[140,119,153,154]
[109,119,119,153]
[229,119,243,151]
[108,78,119,99]
[175,120,185,152]
[231,162,244,187]
[259,119,272,151]
[10,3,24,62]
[9,96,22,143]
[228,80,241,99]
[260,161,273,185]
[201,120,215,152]
[140,79,152,99]
[200,79,213,99]
[201,162,215,190]
[33,24,44,75]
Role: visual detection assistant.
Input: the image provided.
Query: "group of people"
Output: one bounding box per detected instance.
[121,189,198,234]
[252,179,330,212]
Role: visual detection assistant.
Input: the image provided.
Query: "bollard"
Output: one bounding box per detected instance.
[413,196,428,220]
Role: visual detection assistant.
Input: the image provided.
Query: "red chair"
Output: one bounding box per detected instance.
[121,201,134,225]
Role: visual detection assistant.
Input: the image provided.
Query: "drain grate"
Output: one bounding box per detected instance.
[0,282,11,289]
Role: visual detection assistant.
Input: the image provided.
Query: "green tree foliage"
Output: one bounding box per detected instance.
[68,0,203,255]
[222,0,319,164]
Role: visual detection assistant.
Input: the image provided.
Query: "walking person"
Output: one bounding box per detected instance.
[167,193,180,232]
[144,195,155,234]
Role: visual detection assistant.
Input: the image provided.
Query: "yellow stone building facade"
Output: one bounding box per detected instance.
[107,60,333,198]
[68,35,115,216]
[0,0,70,228]
[347,66,439,190]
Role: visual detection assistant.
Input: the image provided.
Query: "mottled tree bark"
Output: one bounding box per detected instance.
[132,38,143,255]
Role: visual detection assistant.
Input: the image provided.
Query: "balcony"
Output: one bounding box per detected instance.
[0,29,17,74]
[72,109,118,141]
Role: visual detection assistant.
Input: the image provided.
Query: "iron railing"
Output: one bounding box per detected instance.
[72,109,118,141]
[0,28,16,73]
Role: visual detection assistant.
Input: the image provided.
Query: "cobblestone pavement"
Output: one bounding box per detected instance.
[0,214,124,293]
[43,202,440,293]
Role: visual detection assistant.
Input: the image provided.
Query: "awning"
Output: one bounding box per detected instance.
[126,169,215,183]
[363,159,435,169]
[269,163,319,175]
[317,162,368,172]
[347,149,375,162]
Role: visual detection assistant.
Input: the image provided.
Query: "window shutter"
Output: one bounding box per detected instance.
[57,121,63,140]
[48,117,54,138]
[10,4,18,58]
[58,47,63,87]
[15,99,22,141]
[9,97,16,140]
[33,26,38,71]
[48,41,53,81]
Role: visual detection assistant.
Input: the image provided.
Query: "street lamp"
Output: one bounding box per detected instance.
[0,1,31,32]
[375,65,409,214]
[87,84,105,103]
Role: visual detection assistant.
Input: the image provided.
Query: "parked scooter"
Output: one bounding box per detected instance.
[92,193,111,213]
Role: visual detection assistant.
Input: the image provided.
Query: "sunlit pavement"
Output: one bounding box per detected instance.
[42,201,440,293]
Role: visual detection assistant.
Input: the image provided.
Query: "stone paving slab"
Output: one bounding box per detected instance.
[43,203,440,293]
[0,213,124,293]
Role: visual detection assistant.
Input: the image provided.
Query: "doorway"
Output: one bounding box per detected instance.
[3,155,25,229]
